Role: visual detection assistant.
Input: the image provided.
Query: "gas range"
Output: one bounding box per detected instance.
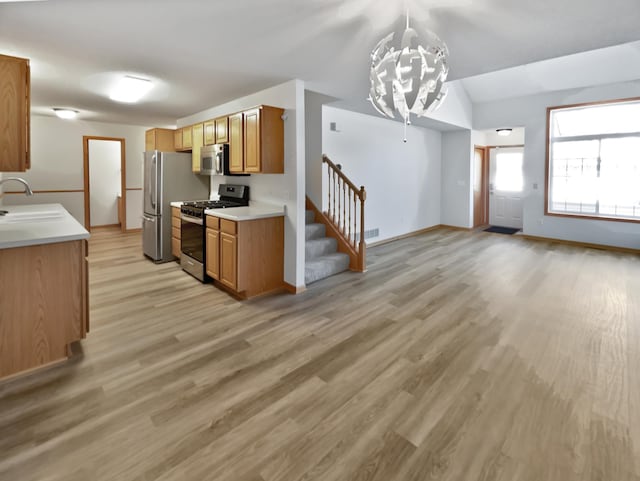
[180,184,250,218]
[179,184,249,283]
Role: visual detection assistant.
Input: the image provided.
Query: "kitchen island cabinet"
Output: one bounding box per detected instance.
[0,53,30,172]
[205,206,284,298]
[0,204,89,380]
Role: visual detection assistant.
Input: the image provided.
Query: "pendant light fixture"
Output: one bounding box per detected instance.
[368,8,449,142]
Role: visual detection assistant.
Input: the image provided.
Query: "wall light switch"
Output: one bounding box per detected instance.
[533,183,538,190]
[330,122,337,131]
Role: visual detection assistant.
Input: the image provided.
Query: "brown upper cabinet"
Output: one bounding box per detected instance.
[215,117,229,143]
[204,116,229,146]
[174,128,183,150]
[228,113,244,172]
[191,123,204,173]
[204,120,215,145]
[229,105,284,174]
[182,126,193,150]
[145,128,175,152]
[0,54,30,172]
[174,126,193,152]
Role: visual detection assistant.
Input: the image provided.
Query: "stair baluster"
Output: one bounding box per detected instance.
[327,162,332,221]
[337,176,341,230]
[342,178,345,233]
[348,189,352,244]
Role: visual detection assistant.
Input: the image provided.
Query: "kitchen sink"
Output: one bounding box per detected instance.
[0,210,64,223]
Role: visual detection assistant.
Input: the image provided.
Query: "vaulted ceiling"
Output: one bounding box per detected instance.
[1,0,640,127]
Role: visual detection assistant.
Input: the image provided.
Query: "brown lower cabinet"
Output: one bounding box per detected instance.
[0,239,89,380]
[171,206,181,259]
[205,214,284,298]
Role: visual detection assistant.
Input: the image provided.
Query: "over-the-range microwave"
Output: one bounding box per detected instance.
[199,144,248,176]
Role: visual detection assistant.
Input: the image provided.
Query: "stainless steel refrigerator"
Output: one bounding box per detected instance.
[142,151,209,263]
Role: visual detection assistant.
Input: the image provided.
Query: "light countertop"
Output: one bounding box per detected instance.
[205,202,285,221]
[0,203,90,250]
[170,201,183,208]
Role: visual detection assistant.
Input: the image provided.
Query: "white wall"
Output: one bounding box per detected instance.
[424,80,473,129]
[305,90,336,208]
[482,127,525,146]
[179,80,306,288]
[441,130,474,228]
[88,139,121,226]
[322,106,442,244]
[2,115,148,230]
[474,79,640,249]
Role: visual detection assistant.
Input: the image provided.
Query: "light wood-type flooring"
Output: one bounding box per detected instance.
[1,227,640,481]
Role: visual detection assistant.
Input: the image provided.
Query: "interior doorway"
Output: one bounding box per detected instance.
[83,136,126,232]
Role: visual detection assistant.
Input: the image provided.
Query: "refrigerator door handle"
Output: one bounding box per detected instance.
[143,214,155,222]
[149,154,157,210]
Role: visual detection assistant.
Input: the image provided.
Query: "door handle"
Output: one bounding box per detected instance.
[150,155,157,209]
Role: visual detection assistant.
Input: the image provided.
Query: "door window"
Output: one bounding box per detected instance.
[494,152,523,192]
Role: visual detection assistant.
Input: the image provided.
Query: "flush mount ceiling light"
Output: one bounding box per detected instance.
[53,108,78,119]
[109,75,153,103]
[368,8,449,142]
[496,128,513,136]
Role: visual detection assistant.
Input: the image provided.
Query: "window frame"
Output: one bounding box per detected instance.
[545,97,640,224]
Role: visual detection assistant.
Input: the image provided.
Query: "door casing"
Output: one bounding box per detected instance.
[83,136,126,232]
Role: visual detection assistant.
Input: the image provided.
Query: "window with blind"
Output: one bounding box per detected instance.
[547,98,640,222]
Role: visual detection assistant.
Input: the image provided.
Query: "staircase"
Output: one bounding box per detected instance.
[305,209,350,285]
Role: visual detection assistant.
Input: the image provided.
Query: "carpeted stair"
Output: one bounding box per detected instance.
[305,210,350,285]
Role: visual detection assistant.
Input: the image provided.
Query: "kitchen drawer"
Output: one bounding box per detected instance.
[172,226,180,239]
[206,215,220,230]
[172,206,180,218]
[171,216,180,229]
[220,219,236,235]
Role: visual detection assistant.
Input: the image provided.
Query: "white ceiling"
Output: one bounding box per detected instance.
[1,0,640,127]
[462,40,640,104]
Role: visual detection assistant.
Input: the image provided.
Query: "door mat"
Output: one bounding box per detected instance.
[484,226,520,235]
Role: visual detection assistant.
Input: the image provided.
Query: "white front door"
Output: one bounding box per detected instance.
[489,147,524,229]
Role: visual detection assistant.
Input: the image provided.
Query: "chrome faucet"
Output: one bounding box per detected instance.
[0,177,34,196]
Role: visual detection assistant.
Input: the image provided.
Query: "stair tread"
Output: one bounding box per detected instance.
[305,252,350,285]
[305,252,349,265]
[306,237,336,245]
[306,236,338,261]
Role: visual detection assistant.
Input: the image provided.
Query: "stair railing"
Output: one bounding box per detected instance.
[323,154,366,272]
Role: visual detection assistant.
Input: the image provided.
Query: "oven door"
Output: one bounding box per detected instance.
[180,213,205,263]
